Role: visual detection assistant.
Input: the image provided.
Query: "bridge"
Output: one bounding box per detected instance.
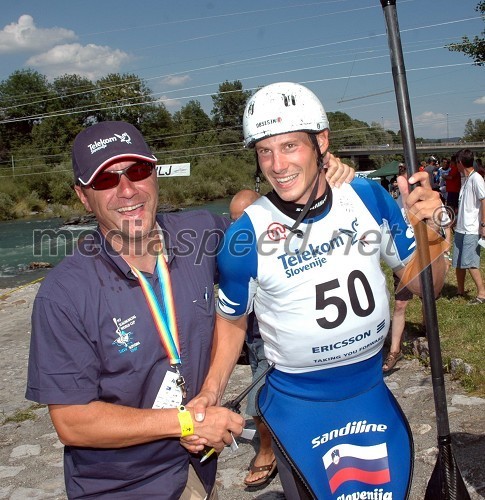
[338,142,485,169]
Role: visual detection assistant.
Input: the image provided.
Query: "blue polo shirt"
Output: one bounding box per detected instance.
[26,210,228,499]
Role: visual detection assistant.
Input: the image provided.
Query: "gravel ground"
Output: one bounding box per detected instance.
[0,283,483,499]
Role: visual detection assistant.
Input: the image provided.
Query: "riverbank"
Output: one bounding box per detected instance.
[0,198,232,289]
[0,282,484,499]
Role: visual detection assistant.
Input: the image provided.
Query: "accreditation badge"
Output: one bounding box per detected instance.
[152,370,183,409]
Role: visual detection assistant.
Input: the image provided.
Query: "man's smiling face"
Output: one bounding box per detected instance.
[74,159,158,247]
[255,130,328,204]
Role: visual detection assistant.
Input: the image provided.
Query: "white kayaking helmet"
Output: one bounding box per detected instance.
[243,82,329,148]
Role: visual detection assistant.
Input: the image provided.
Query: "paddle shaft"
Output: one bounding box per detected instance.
[223,362,275,413]
[380,0,450,438]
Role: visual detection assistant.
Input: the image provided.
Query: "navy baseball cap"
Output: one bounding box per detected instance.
[72,121,157,185]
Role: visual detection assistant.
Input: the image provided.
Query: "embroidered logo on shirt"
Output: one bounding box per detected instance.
[112,316,140,354]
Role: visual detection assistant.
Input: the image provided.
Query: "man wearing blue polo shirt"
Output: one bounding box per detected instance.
[26,121,245,499]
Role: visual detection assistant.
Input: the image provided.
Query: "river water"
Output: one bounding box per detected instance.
[0,198,230,289]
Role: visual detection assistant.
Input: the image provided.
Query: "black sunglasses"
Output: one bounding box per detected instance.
[88,162,155,190]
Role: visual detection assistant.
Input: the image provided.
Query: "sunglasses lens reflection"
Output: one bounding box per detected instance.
[90,163,154,190]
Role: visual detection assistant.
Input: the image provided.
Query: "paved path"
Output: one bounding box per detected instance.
[0,284,484,499]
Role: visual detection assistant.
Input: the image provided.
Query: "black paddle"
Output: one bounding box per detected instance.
[380,2,471,499]
[199,362,275,463]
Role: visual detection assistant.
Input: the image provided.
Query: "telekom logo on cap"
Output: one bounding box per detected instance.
[88,132,132,154]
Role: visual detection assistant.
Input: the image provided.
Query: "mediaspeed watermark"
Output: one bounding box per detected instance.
[432,204,455,229]
[32,224,226,265]
[32,206,453,265]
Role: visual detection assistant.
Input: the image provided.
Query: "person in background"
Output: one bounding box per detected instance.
[380,175,391,193]
[385,161,453,371]
[229,189,277,489]
[475,158,485,178]
[383,164,434,372]
[442,154,461,219]
[191,82,448,499]
[384,163,411,372]
[26,120,245,499]
[389,168,401,199]
[425,155,440,191]
[384,274,412,372]
[438,157,450,202]
[453,149,485,304]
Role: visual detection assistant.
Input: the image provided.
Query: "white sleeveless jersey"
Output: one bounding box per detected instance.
[217,179,415,373]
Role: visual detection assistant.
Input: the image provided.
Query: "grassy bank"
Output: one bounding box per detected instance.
[385,258,485,397]
[0,154,257,221]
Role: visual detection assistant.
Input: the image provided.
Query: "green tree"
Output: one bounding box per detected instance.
[138,104,174,152]
[329,112,372,150]
[30,74,99,166]
[48,172,77,204]
[463,118,485,141]
[0,69,53,151]
[0,192,15,220]
[95,73,156,125]
[171,100,214,153]
[211,80,251,138]
[52,74,98,126]
[387,129,402,144]
[447,1,485,65]
[173,100,212,136]
[31,118,74,166]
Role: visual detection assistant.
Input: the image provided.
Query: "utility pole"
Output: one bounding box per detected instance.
[446,113,449,141]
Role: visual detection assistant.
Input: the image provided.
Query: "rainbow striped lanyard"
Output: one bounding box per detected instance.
[131,253,186,397]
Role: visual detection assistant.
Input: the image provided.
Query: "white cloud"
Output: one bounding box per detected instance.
[474,96,485,105]
[162,75,190,86]
[157,95,183,109]
[414,111,447,137]
[0,15,76,53]
[26,43,132,80]
[415,111,445,125]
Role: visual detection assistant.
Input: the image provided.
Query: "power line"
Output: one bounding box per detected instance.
[0,14,478,113]
[78,0,352,37]
[0,59,474,126]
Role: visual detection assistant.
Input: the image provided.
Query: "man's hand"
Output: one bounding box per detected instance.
[187,388,219,423]
[324,153,355,188]
[180,315,247,453]
[180,389,217,453]
[395,170,448,297]
[396,171,442,227]
[180,405,244,454]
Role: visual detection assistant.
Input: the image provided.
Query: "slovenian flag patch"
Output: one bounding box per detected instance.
[323,443,390,494]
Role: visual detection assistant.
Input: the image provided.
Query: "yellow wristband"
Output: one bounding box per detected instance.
[177,405,194,437]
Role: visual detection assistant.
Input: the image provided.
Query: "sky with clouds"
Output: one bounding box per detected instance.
[1,0,484,139]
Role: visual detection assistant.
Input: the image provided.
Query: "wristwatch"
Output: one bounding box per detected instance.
[481,222,485,227]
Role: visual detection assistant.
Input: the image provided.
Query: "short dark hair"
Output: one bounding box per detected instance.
[456,149,474,168]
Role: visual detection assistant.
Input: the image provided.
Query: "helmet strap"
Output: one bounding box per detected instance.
[309,133,325,171]
[282,133,327,237]
[283,168,321,238]
[254,133,326,238]
[254,151,262,193]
